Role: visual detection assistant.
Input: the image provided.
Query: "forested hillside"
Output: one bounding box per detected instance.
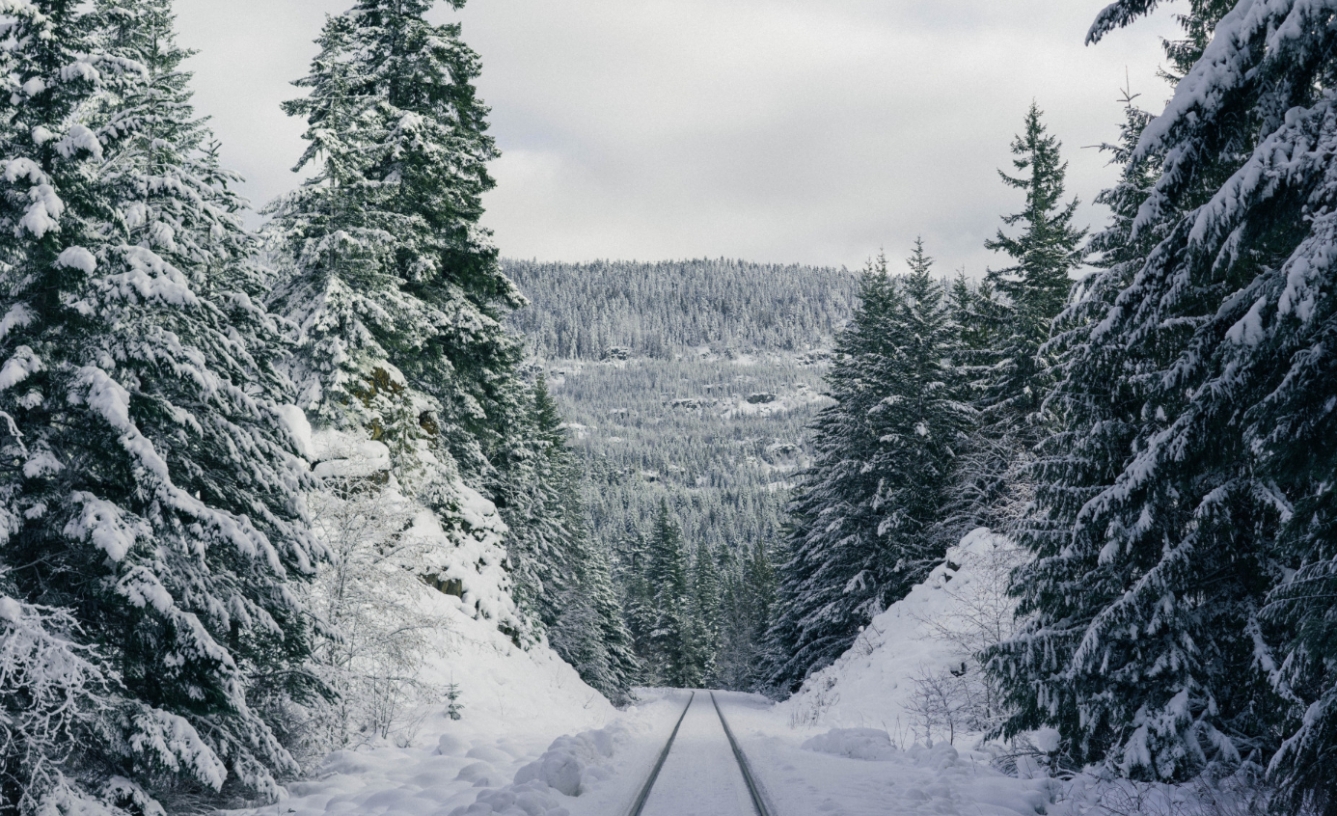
[505,258,856,359]
[504,260,858,687]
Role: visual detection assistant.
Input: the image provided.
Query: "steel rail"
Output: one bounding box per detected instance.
[710,691,776,816]
[623,691,695,816]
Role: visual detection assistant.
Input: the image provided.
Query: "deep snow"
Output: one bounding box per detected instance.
[236,510,1271,816]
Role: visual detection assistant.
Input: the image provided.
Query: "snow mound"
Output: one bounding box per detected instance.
[781,528,1024,738]
[801,727,896,760]
[448,723,631,814]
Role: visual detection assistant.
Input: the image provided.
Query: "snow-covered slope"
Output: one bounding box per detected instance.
[780,528,1024,741]
[227,519,623,816]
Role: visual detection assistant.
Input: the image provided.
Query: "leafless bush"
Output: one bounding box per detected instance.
[295,478,449,758]
[909,536,1027,740]
[0,587,116,814]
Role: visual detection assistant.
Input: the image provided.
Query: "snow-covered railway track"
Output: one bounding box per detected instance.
[625,691,774,816]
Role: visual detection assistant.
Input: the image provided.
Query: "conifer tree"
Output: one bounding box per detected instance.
[267,0,524,492]
[0,1,319,812]
[962,105,1087,533]
[765,258,900,692]
[716,539,777,691]
[990,3,1337,805]
[767,244,964,692]
[692,538,722,682]
[641,503,709,687]
[500,376,580,627]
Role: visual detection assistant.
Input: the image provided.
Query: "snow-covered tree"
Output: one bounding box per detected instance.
[637,503,710,687]
[952,105,1087,536]
[549,533,639,704]
[991,2,1337,805]
[498,376,580,627]
[267,0,524,491]
[0,1,320,812]
[767,245,965,692]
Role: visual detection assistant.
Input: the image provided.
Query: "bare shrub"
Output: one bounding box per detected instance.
[295,477,449,758]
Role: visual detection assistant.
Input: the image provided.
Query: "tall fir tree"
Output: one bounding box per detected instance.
[958,104,1087,534]
[499,375,580,627]
[692,538,722,684]
[507,375,638,699]
[641,503,709,687]
[990,3,1337,808]
[766,244,965,692]
[0,1,320,812]
[715,539,777,691]
[266,0,524,497]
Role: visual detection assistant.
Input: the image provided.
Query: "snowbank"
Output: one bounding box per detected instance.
[226,594,621,816]
[781,527,1022,738]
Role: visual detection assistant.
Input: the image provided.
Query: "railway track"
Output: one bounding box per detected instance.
[624,691,775,816]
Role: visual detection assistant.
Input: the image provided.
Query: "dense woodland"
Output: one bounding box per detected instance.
[6,0,1337,814]
[503,260,858,689]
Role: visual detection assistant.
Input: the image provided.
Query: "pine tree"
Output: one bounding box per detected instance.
[640,503,709,687]
[766,244,964,692]
[499,375,580,627]
[716,539,777,691]
[692,538,722,683]
[962,104,1087,533]
[990,2,1337,804]
[0,1,319,812]
[765,258,900,692]
[266,0,524,492]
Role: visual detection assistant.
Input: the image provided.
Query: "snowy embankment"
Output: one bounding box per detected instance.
[228,679,687,816]
[781,528,1022,737]
[709,529,1057,816]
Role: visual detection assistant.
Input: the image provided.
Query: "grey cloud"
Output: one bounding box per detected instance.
[176,0,1182,271]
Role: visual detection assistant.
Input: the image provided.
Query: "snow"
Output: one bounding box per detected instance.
[276,403,316,460]
[781,528,1020,735]
[0,303,34,341]
[63,491,145,563]
[223,526,1248,816]
[801,727,897,760]
[226,589,622,816]
[0,345,42,391]
[56,245,96,274]
[639,694,755,816]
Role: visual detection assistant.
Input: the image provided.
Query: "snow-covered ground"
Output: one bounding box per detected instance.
[233,530,1059,816]
[234,526,1261,816]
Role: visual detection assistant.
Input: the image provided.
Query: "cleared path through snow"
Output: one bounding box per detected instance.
[638,692,759,816]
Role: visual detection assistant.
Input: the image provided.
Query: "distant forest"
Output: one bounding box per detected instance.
[505,258,858,688]
[503,258,859,359]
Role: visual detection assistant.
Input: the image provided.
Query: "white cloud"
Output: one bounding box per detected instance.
[176,0,1182,271]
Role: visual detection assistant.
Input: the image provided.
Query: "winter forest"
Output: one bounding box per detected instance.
[5,0,1337,815]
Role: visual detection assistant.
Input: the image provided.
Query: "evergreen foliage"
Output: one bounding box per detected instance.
[766,245,964,693]
[955,104,1086,535]
[502,374,637,700]
[638,503,712,687]
[990,3,1337,810]
[0,1,319,812]
[504,258,858,359]
[266,0,523,489]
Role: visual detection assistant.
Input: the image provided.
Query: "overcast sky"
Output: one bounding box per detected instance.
[174,1,1181,273]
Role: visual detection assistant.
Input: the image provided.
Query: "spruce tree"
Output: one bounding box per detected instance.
[766,244,964,692]
[267,0,524,492]
[765,258,900,692]
[963,104,1086,533]
[692,538,722,683]
[0,1,319,812]
[508,377,638,700]
[641,503,708,687]
[990,3,1337,805]
[500,375,581,628]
